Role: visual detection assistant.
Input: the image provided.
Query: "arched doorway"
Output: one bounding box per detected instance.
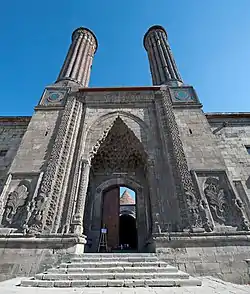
[102,186,138,252]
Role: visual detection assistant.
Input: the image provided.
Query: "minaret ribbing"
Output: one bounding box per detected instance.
[144,25,182,86]
[56,27,98,87]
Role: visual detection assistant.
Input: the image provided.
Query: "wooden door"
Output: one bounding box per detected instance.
[102,187,119,250]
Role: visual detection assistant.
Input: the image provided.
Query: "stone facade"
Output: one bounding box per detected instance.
[0,117,30,194]
[0,25,250,285]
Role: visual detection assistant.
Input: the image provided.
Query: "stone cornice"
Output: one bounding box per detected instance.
[0,232,87,249]
[0,116,31,126]
[206,112,250,119]
[154,232,250,248]
[79,86,160,92]
[206,112,250,126]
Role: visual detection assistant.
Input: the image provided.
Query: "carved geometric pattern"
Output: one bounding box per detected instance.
[27,98,80,234]
[62,159,82,234]
[159,88,203,230]
[170,86,198,104]
[71,160,91,234]
[41,88,67,106]
[90,117,147,173]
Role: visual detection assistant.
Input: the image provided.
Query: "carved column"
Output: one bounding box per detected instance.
[146,159,164,234]
[72,159,91,234]
[156,87,204,232]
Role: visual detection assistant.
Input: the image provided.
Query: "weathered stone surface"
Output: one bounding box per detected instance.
[20,253,201,288]
[1,25,250,288]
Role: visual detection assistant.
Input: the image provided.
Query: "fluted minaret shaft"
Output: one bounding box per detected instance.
[57,27,98,87]
[144,25,182,85]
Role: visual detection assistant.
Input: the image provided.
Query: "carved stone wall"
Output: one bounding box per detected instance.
[193,170,249,231]
[0,173,41,232]
[27,97,82,234]
[155,87,203,231]
[207,116,250,217]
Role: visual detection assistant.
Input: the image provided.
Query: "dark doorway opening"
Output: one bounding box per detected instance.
[101,186,138,252]
[119,214,137,250]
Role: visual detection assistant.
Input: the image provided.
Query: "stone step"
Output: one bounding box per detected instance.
[61,261,169,268]
[21,277,202,288]
[70,256,159,262]
[34,271,189,281]
[47,265,178,274]
[19,253,202,288]
[74,253,157,257]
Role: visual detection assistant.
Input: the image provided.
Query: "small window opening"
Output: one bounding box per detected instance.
[189,129,193,135]
[45,131,48,136]
[0,150,8,157]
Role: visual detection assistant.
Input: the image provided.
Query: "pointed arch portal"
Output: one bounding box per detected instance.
[83,117,151,252]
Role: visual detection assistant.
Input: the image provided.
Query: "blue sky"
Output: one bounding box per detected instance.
[1,0,250,115]
[120,187,135,200]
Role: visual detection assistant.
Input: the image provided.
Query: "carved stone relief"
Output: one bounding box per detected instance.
[157,87,204,231]
[193,170,250,231]
[90,117,147,173]
[4,184,29,225]
[204,177,227,225]
[27,98,81,234]
[40,87,69,106]
[0,174,40,231]
[83,91,154,105]
[169,86,200,104]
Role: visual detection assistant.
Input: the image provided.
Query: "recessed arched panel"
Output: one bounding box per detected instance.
[82,111,150,160]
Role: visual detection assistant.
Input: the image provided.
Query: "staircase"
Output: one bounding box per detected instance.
[20,253,201,288]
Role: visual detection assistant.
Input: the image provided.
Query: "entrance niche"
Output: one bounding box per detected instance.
[85,116,151,252]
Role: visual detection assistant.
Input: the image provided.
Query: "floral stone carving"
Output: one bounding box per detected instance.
[203,176,250,230]
[204,177,227,225]
[2,184,29,228]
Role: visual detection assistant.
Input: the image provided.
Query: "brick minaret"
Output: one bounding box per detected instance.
[144,25,182,86]
[57,27,98,87]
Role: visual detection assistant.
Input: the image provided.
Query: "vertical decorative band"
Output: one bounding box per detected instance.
[72,159,91,234]
[158,87,203,231]
[27,98,80,234]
